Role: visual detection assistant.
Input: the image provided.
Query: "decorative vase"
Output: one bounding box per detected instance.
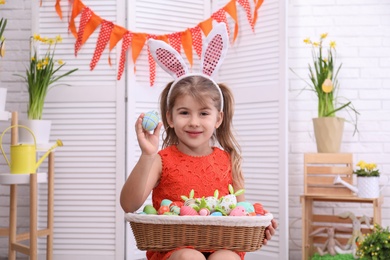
[312,117,345,153]
[0,87,6,112]
[18,119,52,145]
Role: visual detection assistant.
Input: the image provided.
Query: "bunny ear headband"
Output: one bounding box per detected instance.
[148,22,229,112]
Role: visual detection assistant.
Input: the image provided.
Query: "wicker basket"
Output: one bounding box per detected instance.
[126,212,273,252]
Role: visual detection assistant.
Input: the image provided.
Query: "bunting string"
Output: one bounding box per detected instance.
[54,0,264,85]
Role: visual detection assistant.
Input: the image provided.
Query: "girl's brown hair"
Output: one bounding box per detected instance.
[159,76,244,189]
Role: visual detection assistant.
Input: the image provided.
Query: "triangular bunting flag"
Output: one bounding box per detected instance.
[147,35,158,86]
[237,0,254,31]
[90,20,114,70]
[75,7,92,57]
[168,32,181,54]
[211,9,230,37]
[117,31,133,80]
[190,26,203,59]
[224,0,239,42]
[181,29,193,67]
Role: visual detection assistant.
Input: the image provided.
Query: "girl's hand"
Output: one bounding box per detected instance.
[135,113,163,155]
[262,218,278,245]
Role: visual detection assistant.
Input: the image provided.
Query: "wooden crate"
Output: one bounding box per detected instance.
[304,153,354,196]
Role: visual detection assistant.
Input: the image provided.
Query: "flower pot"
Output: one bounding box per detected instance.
[357,176,388,198]
[18,119,52,145]
[312,117,344,153]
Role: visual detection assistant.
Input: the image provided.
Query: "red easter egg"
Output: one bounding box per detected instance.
[253,203,265,215]
[158,205,170,215]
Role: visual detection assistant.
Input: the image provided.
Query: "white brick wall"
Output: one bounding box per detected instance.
[288,0,390,259]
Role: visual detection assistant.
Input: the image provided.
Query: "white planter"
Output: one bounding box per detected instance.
[18,119,52,145]
[0,87,7,112]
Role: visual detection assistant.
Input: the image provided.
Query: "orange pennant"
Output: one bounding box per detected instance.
[199,18,213,36]
[82,13,102,46]
[69,0,86,38]
[253,0,264,26]
[55,0,63,20]
[109,25,128,51]
[132,33,147,65]
[224,0,239,42]
[181,29,193,67]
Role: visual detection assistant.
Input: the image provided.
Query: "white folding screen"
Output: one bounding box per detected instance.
[34,1,125,259]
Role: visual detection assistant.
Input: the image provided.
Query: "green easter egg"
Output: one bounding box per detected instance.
[143,204,158,215]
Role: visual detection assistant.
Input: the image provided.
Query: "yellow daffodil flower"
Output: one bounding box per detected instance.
[330,41,336,49]
[303,38,311,44]
[55,35,63,43]
[0,0,6,4]
[33,34,40,41]
[312,42,319,47]
[320,33,328,39]
[322,78,333,93]
[58,59,64,65]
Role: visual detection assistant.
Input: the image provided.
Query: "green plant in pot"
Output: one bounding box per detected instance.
[0,18,7,57]
[15,34,78,144]
[17,34,78,120]
[293,33,359,153]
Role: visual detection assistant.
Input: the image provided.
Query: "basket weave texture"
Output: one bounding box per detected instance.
[126,213,273,252]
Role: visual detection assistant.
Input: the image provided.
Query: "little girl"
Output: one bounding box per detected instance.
[120,75,277,260]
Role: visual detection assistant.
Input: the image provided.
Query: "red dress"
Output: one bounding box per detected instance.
[146,145,245,260]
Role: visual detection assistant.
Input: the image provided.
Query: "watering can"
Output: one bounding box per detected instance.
[333,175,389,198]
[0,125,63,174]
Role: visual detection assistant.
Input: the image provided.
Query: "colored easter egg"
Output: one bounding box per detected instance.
[229,206,246,216]
[253,203,265,215]
[237,201,255,213]
[210,212,223,216]
[161,199,172,207]
[142,110,159,131]
[199,208,210,216]
[158,205,170,215]
[143,205,158,215]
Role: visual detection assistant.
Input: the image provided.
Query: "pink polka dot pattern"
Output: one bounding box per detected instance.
[237,0,254,31]
[148,35,157,86]
[156,48,186,78]
[211,10,230,37]
[75,7,92,57]
[168,32,181,54]
[190,26,202,59]
[117,31,133,80]
[202,35,223,76]
[90,20,114,70]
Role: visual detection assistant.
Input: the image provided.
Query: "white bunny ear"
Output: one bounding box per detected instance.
[148,39,189,80]
[201,22,229,77]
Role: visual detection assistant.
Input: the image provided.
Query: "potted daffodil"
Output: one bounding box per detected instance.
[16,34,78,144]
[294,33,359,153]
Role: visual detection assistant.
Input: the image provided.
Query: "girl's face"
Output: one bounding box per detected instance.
[167,94,223,155]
